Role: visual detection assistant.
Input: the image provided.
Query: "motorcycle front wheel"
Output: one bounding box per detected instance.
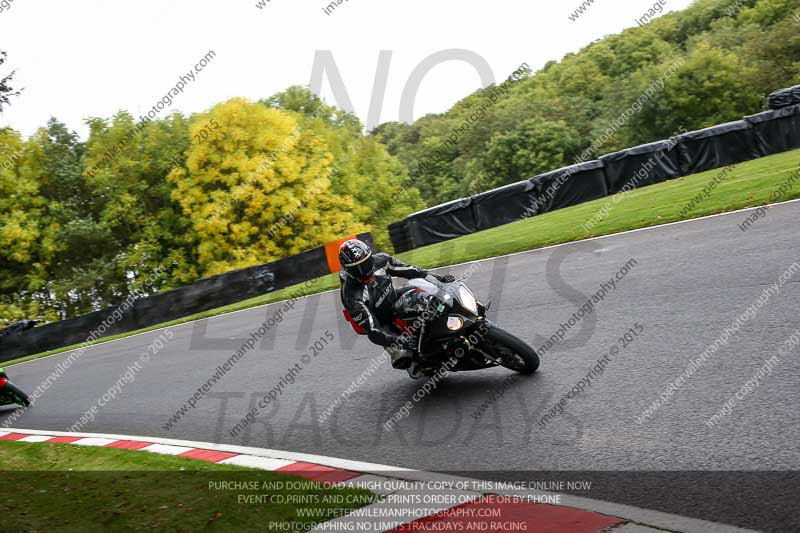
[482,325,540,374]
[1,382,31,407]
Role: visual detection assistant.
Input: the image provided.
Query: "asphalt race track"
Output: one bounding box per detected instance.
[3,202,799,532]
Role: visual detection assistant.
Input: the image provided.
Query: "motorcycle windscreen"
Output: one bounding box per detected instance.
[395,279,453,319]
[405,279,448,298]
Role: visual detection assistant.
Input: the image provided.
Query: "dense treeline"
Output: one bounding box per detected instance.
[1,0,799,324]
[374,0,800,204]
[0,90,423,323]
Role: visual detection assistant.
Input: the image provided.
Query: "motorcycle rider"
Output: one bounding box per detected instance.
[338,239,455,370]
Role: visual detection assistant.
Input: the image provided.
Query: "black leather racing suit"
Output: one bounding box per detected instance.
[339,253,431,348]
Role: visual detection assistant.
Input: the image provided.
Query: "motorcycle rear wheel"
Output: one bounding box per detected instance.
[482,326,540,374]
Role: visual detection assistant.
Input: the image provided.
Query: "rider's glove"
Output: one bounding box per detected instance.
[435,274,456,283]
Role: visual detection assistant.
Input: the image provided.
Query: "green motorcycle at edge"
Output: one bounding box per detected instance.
[0,367,30,408]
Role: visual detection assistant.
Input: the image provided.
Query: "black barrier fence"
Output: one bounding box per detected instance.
[601,139,682,194]
[0,233,373,362]
[531,160,608,214]
[472,180,537,231]
[388,103,800,251]
[745,106,800,157]
[767,84,800,110]
[677,120,761,176]
[405,198,478,250]
[388,220,414,254]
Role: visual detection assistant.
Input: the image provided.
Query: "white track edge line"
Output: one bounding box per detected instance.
[9,198,799,369]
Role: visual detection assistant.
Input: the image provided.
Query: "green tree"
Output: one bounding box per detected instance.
[373,0,798,207]
[71,112,190,312]
[265,87,425,250]
[0,128,54,324]
[0,51,22,112]
[24,120,97,318]
[168,98,361,277]
[466,119,582,191]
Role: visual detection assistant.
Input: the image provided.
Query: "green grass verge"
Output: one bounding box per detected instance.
[7,149,800,367]
[0,440,377,532]
[398,149,800,268]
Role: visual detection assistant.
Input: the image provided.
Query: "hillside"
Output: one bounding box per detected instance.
[373,0,800,205]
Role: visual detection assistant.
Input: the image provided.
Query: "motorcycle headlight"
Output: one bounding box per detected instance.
[446,316,464,331]
[458,286,478,315]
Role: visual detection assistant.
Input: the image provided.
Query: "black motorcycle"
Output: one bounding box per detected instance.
[392,277,539,378]
[0,367,30,408]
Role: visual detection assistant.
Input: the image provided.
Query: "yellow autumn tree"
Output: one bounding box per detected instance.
[168,98,362,277]
[0,128,59,324]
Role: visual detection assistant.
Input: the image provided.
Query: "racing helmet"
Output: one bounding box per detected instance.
[339,239,375,283]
